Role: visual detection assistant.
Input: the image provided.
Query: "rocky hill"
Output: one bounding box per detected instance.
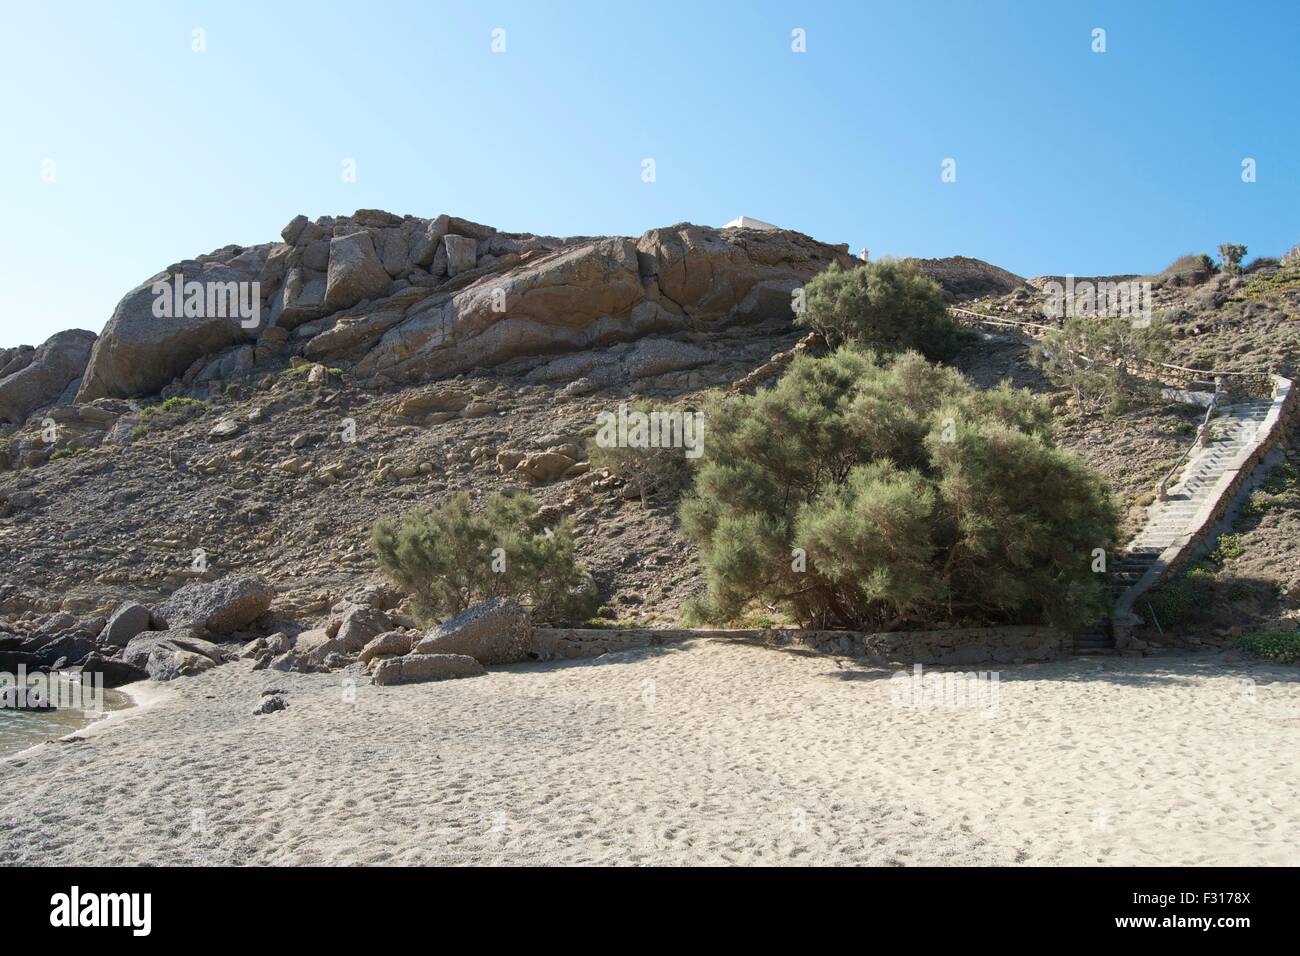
[1,218,1297,680]
[907,255,1029,301]
[0,213,851,631]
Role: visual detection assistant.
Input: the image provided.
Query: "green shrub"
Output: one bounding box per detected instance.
[1148,565,1217,627]
[679,346,1119,631]
[1236,629,1300,664]
[1211,533,1245,563]
[796,259,960,360]
[1218,243,1247,275]
[371,491,597,624]
[140,396,205,418]
[1032,313,1171,416]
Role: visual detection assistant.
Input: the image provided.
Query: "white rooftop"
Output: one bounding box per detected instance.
[721,215,779,231]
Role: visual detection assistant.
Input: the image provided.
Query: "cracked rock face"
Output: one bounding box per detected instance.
[58,212,853,406]
[0,329,97,425]
[76,246,270,403]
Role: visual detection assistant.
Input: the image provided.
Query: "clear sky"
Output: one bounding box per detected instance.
[2,0,1297,348]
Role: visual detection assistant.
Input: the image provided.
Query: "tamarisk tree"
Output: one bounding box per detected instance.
[680,347,1118,631]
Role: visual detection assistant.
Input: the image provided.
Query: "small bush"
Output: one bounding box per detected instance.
[1032,313,1171,416]
[796,259,961,360]
[1211,533,1245,563]
[587,400,697,505]
[1147,580,1200,627]
[1236,629,1300,664]
[371,492,598,624]
[141,396,205,417]
[1218,243,1247,275]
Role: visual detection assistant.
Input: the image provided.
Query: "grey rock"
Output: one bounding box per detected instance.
[323,232,392,312]
[122,628,230,681]
[0,329,97,425]
[358,630,412,665]
[154,574,273,634]
[100,602,153,647]
[371,653,485,686]
[73,652,148,688]
[442,235,478,277]
[77,246,269,401]
[411,597,532,665]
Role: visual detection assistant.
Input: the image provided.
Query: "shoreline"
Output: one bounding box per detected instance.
[1,679,171,764]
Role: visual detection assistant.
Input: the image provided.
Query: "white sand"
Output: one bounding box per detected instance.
[1,640,1297,866]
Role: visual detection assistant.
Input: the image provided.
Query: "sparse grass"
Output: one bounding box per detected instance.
[141,396,205,417]
[1235,629,1300,664]
[281,365,343,380]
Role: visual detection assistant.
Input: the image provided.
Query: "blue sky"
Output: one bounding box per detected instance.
[2,0,1297,348]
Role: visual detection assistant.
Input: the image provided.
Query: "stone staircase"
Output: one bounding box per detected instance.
[1075,396,1280,655]
[944,306,1293,657]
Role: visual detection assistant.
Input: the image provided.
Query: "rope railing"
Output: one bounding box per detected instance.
[948,306,1269,385]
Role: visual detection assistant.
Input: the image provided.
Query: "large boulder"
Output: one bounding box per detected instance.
[323,232,392,312]
[153,575,273,634]
[99,601,153,647]
[0,329,97,424]
[122,628,230,681]
[74,652,149,688]
[442,235,478,276]
[76,245,270,402]
[330,603,392,650]
[32,634,99,668]
[358,630,412,665]
[355,236,646,383]
[371,653,484,686]
[411,597,532,665]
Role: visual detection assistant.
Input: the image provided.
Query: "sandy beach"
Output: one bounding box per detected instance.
[1,639,1297,866]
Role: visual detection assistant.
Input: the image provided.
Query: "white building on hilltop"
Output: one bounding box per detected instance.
[721,215,779,231]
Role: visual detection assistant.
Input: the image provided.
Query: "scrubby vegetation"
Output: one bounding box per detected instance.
[1147,565,1216,627]
[795,259,962,360]
[679,347,1119,631]
[1236,629,1300,664]
[372,492,598,624]
[141,396,206,416]
[1217,242,1247,275]
[1032,313,1172,415]
[586,400,697,505]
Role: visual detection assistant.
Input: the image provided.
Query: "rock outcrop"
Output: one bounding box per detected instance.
[67,212,852,402]
[76,245,270,402]
[0,329,97,424]
[153,575,274,634]
[908,256,1028,301]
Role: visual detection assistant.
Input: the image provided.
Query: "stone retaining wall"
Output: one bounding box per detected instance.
[533,625,1067,666]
